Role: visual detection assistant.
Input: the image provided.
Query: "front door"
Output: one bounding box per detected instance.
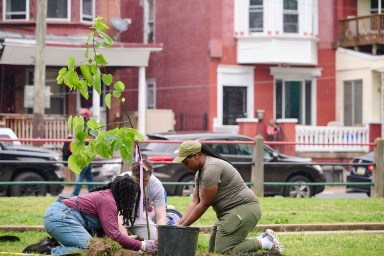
[223,86,247,125]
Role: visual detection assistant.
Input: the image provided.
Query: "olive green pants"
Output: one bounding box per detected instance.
[208,201,262,254]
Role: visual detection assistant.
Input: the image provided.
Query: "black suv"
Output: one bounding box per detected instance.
[141,132,326,198]
[0,142,65,196]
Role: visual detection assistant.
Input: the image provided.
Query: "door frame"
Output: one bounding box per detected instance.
[216,65,255,132]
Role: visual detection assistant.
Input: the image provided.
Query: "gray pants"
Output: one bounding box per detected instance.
[127,218,157,240]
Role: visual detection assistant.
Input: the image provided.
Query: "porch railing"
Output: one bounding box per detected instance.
[0,113,372,154]
[339,14,384,48]
[0,114,67,151]
[296,125,369,152]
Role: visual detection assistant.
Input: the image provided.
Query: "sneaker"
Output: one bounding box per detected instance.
[256,231,267,240]
[265,229,285,253]
[22,236,54,254]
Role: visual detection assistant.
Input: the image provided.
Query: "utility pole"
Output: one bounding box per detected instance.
[32,0,47,145]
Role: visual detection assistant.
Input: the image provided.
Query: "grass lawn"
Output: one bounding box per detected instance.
[0,196,383,255]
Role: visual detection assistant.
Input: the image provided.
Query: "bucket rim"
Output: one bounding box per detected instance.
[157,225,200,232]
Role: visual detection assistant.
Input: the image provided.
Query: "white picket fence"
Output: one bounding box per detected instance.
[296,125,370,152]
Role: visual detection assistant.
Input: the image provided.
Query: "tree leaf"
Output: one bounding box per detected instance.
[68,57,75,71]
[98,31,113,46]
[68,155,82,174]
[58,67,67,75]
[79,86,89,100]
[87,119,99,130]
[85,32,94,45]
[67,115,73,134]
[95,54,108,65]
[80,65,93,85]
[69,71,79,87]
[114,81,125,92]
[113,90,121,98]
[91,64,98,74]
[93,73,101,94]
[105,93,111,109]
[93,16,110,31]
[102,74,113,86]
[84,48,89,59]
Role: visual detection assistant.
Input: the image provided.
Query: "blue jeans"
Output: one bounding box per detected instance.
[44,199,101,255]
[72,165,95,196]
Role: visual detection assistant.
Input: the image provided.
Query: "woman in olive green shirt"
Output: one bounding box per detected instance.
[173,140,285,254]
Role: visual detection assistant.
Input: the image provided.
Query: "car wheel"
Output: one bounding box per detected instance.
[283,175,313,198]
[175,175,195,196]
[9,172,47,196]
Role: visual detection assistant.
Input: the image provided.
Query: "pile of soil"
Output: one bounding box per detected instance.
[87,237,137,256]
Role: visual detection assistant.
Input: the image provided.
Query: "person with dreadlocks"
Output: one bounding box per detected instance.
[172,140,285,254]
[22,175,157,255]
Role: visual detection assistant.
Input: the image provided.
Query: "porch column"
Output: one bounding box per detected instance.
[382,72,384,138]
[277,118,298,155]
[92,88,100,122]
[138,67,147,135]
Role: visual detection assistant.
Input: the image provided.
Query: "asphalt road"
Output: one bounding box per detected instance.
[315,186,369,198]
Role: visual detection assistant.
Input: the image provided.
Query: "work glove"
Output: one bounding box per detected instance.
[141,240,158,253]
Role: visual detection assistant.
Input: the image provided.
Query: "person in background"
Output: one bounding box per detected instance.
[173,140,284,254]
[23,175,157,255]
[266,119,279,141]
[71,108,95,196]
[123,159,167,240]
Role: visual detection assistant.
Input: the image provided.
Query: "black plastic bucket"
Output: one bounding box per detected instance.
[157,225,200,256]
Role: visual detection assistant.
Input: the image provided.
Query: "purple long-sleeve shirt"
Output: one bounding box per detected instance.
[63,190,142,251]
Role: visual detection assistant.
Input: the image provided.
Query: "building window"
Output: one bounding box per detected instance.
[147,80,156,109]
[3,0,29,21]
[275,79,312,125]
[145,0,155,43]
[283,0,298,33]
[81,0,94,22]
[343,80,362,126]
[249,0,263,33]
[47,0,70,21]
[25,69,65,114]
[371,0,384,13]
[223,86,247,125]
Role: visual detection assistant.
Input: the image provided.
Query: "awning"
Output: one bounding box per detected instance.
[0,38,162,67]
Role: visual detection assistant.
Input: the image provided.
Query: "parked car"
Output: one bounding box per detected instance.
[0,128,22,146]
[0,142,65,196]
[140,132,326,198]
[346,152,374,196]
[91,158,123,182]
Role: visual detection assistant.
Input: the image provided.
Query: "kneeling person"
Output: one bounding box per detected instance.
[124,160,167,240]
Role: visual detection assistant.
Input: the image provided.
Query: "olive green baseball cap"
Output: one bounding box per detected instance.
[172,140,202,163]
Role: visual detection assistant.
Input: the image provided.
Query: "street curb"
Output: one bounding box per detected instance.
[1,223,384,233]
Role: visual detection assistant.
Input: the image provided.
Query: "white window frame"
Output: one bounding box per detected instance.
[146,79,156,109]
[283,0,299,34]
[249,0,264,33]
[3,0,29,21]
[371,0,384,14]
[47,0,71,22]
[144,0,155,43]
[80,0,95,23]
[271,67,321,125]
